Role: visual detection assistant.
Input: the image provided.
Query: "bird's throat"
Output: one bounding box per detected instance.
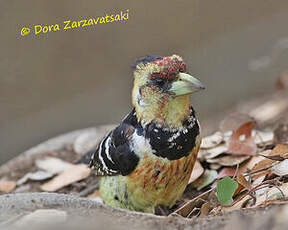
[135,95,191,128]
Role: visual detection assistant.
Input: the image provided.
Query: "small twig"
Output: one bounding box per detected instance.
[229,184,267,207]
[223,152,256,156]
[187,207,200,218]
[256,153,285,161]
[225,179,281,207]
[233,163,240,180]
[254,179,281,188]
[78,182,99,197]
[170,188,215,216]
[242,164,274,177]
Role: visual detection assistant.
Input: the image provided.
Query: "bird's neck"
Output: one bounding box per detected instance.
[134,95,191,129]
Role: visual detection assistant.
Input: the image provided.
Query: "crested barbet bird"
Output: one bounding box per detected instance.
[89,55,205,213]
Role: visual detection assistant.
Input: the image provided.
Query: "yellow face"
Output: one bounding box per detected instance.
[131,55,204,127]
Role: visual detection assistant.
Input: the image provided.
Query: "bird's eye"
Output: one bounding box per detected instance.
[154,78,165,86]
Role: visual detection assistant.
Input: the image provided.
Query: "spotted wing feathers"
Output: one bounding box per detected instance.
[89,120,140,176]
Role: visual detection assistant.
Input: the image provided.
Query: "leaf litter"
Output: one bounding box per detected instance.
[227,121,257,155]
[0,147,99,195]
[1,106,288,220]
[173,111,288,218]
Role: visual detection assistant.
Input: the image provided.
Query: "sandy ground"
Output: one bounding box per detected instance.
[0,192,287,230]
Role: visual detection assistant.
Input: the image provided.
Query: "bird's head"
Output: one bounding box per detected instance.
[132,55,205,128]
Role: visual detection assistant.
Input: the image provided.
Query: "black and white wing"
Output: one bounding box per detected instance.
[89,111,140,176]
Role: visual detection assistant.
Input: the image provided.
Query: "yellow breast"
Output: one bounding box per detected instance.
[126,142,200,211]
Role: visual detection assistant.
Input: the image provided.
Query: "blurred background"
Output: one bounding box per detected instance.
[1,0,288,164]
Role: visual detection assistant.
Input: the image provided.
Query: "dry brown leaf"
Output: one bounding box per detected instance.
[220,195,252,213]
[271,159,288,176]
[17,171,54,185]
[223,131,233,142]
[197,149,206,160]
[207,155,250,166]
[188,160,204,184]
[237,174,251,190]
[172,199,204,217]
[191,170,218,191]
[250,159,273,178]
[0,179,16,193]
[253,130,274,145]
[209,163,222,170]
[259,152,288,162]
[255,183,288,207]
[199,202,212,217]
[172,190,211,217]
[227,121,257,155]
[233,183,245,197]
[280,152,288,158]
[36,157,74,174]
[200,132,224,149]
[203,144,228,159]
[250,155,275,178]
[41,164,91,192]
[220,113,254,133]
[251,145,288,177]
[270,144,288,155]
[257,145,288,162]
[239,154,267,174]
[218,167,236,179]
[251,175,266,187]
